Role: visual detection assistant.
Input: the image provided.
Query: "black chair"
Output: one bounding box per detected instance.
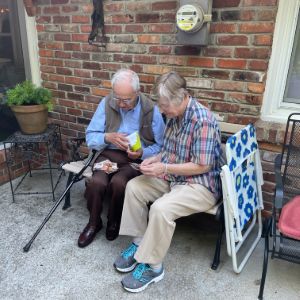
[258,113,300,299]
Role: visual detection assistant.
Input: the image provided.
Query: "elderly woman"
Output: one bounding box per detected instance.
[114,71,223,292]
[79,69,165,247]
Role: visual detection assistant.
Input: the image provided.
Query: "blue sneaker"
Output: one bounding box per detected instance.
[114,243,138,273]
[121,263,164,293]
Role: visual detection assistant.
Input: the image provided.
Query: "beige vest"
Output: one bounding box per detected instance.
[105,93,155,146]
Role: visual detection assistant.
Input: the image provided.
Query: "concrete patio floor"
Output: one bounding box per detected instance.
[1,170,299,300]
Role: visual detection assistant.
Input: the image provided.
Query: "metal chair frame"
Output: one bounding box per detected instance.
[258,113,300,299]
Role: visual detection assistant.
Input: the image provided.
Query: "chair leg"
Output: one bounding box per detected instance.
[211,217,225,270]
[62,172,73,210]
[258,221,271,300]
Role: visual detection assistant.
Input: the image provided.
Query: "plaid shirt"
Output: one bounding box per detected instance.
[161,98,222,199]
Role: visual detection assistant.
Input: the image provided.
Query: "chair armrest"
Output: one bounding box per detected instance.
[66,137,86,161]
[274,154,284,209]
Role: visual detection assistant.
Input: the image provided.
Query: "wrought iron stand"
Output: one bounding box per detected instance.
[3,124,64,202]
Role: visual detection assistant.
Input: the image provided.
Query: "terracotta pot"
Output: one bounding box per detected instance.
[10,104,48,134]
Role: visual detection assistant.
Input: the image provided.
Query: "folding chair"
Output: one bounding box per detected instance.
[221,124,264,273]
[258,113,300,299]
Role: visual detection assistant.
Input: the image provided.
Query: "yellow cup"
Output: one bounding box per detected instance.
[127,131,142,151]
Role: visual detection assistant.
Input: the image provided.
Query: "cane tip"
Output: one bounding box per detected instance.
[23,245,30,252]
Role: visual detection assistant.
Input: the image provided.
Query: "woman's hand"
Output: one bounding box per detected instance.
[140,162,165,177]
[105,132,129,151]
[141,155,161,167]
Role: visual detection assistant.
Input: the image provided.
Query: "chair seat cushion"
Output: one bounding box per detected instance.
[278,195,300,240]
[62,161,93,178]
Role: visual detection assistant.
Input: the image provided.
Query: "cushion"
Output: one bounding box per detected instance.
[278,195,300,240]
[62,161,93,178]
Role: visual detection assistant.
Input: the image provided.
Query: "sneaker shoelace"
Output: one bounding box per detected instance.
[132,263,151,280]
[121,243,138,259]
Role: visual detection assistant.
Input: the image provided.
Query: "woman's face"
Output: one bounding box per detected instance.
[158,96,189,118]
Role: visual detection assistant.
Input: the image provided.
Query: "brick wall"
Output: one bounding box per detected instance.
[3,0,282,213]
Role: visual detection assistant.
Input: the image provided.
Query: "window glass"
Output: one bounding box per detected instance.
[284,11,300,104]
[0,0,24,141]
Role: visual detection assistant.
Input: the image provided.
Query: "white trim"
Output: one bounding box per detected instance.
[261,0,300,123]
[16,0,41,86]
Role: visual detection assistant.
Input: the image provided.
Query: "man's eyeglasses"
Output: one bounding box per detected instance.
[112,96,135,105]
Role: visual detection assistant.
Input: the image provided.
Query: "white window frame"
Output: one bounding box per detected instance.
[17,0,41,86]
[261,0,300,123]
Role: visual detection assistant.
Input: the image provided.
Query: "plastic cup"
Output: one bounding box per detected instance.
[127,131,142,151]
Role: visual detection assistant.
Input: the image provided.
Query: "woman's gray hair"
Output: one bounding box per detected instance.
[154,71,188,105]
[111,69,140,92]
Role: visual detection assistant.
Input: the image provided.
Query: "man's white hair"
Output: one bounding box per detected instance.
[111,69,140,92]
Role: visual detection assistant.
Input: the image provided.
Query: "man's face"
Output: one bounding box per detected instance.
[112,80,138,111]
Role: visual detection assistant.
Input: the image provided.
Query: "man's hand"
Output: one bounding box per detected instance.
[105,132,129,151]
[127,148,143,160]
[140,162,165,177]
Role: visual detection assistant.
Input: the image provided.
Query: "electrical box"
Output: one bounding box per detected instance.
[176,0,212,45]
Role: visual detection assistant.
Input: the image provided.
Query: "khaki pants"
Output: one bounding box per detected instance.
[119,175,217,264]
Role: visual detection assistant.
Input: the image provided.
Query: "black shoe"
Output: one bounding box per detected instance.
[78,219,102,248]
[106,222,119,241]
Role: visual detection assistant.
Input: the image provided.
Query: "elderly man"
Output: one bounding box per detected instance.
[78,69,165,247]
[114,71,223,292]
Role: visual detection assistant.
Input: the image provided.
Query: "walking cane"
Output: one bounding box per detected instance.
[23,149,98,252]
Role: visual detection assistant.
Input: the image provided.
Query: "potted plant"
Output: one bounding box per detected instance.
[6,81,53,134]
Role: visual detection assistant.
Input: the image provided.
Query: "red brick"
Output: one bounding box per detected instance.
[47,59,64,67]
[244,0,277,6]
[137,35,160,44]
[72,16,90,24]
[113,54,133,63]
[53,16,70,24]
[43,6,60,14]
[149,24,174,33]
[159,56,185,66]
[239,23,274,33]
[136,14,160,23]
[51,0,69,4]
[257,10,276,21]
[152,1,177,10]
[65,77,82,85]
[67,108,82,116]
[241,10,256,21]
[39,49,53,57]
[72,52,90,60]
[213,0,241,8]
[187,57,214,68]
[72,34,89,42]
[91,87,110,97]
[217,35,248,45]
[45,42,63,50]
[54,33,71,41]
[49,74,65,83]
[217,59,247,69]
[254,35,273,46]
[247,82,265,93]
[202,70,230,80]
[62,5,79,13]
[235,48,270,59]
[112,14,134,23]
[105,25,122,34]
[203,47,233,57]
[64,43,81,51]
[104,2,124,11]
[249,60,268,71]
[139,75,156,84]
[65,60,81,68]
[55,51,71,59]
[160,12,176,22]
[211,102,240,113]
[83,78,101,86]
[125,25,144,33]
[93,71,110,79]
[56,67,72,76]
[214,81,244,91]
[126,2,150,11]
[149,46,172,54]
[134,55,157,64]
[210,23,237,33]
[227,115,259,125]
[74,69,91,78]
[143,65,172,75]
